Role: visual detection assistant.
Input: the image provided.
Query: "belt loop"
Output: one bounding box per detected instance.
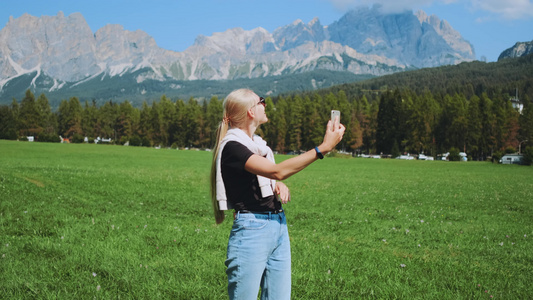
[268,211,272,220]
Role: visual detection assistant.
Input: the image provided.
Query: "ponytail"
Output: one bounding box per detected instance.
[210,118,229,224]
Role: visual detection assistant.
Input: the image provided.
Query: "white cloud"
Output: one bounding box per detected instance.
[328,0,450,13]
[471,0,533,20]
[327,0,533,19]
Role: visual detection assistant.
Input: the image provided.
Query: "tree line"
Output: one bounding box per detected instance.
[1,88,532,162]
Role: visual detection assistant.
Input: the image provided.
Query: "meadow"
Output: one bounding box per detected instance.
[0,140,532,299]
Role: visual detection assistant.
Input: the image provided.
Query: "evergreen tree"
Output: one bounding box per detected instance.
[288,95,304,151]
[324,92,339,113]
[206,96,223,148]
[311,93,326,124]
[492,95,519,152]
[0,105,17,140]
[400,92,417,153]
[139,101,152,145]
[466,95,482,160]
[97,100,118,140]
[274,97,289,153]
[184,97,202,148]
[11,98,20,131]
[117,100,137,144]
[436,94,467,153]
[36,93,57,139]
[347,107,363,152]
[405,93,424,154]
[336,90,351,151]
[82,100,99,139]
[391,140,400,158]
[422,91,439,156]
[149,101,163,146]
[173,99,187,148]
[519,95,533,149]
[302,95,324,150]
[262,97,277,149]
[479,93,495,159]
[357,95,372,154]
[158,95,176,146]
[57,100,69,137]
[18,90,41,137]
[197,101,210,148]
[376,90,402,154]
[367,100,379,154]
[57,97,83,138]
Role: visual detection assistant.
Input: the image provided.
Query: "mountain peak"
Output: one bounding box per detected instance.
[414,10,474,58]
[292,19,304,26]
[309,17,320,26]
[327,8,475,67]
[498,40,533,61]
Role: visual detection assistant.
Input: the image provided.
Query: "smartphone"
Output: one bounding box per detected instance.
[331,110,340,123]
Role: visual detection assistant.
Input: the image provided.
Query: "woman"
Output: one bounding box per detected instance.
[210,88,345,299]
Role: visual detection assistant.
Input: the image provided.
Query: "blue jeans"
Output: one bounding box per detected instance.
[225,211,291,300]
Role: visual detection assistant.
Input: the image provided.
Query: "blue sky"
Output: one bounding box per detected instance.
[1,0,532,62]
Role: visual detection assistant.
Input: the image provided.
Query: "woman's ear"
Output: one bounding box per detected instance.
[247,107,255,119]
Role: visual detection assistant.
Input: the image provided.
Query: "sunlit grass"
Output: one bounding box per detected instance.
[1,140,532,299]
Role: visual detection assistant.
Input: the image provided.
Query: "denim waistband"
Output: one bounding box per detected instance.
[234,210,285,220]
[237,208,283,214]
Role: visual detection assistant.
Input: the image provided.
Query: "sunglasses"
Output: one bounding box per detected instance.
[255,97,266,108]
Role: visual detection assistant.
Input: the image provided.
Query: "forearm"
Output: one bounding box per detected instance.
[275,144,332,180]
[275,149,319,180]
[245,146,325,181]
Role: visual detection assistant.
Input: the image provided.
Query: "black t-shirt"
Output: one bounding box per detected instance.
[221,141,281,212]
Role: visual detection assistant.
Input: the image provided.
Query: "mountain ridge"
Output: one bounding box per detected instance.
[0,8,476,104]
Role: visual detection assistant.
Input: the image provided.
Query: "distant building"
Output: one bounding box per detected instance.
[500,154,523,165]
[396,154,414,160]
[95,137,112,144]
[438,152,467,161]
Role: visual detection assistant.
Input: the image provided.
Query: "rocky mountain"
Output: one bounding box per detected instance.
[327,9,474,68]
[0,7,475,104]
[498,40,533,61]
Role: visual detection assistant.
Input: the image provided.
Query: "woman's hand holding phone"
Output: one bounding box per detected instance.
[331,110,341,130]
[319,110,345,154]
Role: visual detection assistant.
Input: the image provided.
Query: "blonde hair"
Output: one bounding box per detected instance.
[210,89,258,224]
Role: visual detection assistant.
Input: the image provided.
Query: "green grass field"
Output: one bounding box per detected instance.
[1,140,532,299]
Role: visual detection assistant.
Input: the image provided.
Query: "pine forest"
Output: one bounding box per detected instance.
[1,54,533,163]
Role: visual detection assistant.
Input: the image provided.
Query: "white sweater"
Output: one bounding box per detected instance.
[215,128,276,210]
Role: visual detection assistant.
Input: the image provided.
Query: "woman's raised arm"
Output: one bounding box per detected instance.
[245,118,345,180]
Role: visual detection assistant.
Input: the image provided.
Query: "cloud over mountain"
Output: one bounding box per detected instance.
[328,0,533,20]
[472,0,533,20]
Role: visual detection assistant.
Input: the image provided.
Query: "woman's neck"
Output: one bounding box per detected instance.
[240,122,257,139]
